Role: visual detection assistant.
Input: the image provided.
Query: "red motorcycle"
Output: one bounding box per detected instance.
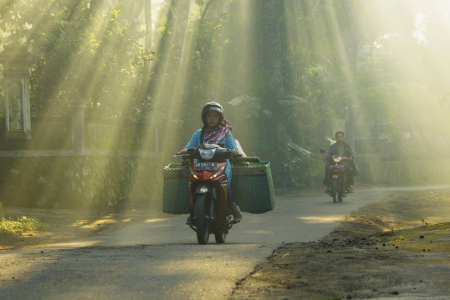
[321,149,350,203]
[175,144,259,244]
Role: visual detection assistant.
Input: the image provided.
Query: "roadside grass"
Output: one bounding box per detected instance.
[369,222,450,253]
[315,296,342,300]
[0,216,48,236]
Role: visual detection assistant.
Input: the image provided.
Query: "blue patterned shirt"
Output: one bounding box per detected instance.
[184,129,238,187]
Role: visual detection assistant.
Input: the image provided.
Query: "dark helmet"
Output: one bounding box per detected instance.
[201,102,224,126]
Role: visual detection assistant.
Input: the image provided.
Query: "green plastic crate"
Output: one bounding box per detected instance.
[162,161,275,214]
[232,162,275,214]
[162,163,190,214]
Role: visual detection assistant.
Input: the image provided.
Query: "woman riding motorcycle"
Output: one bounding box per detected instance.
[179,102,243,225]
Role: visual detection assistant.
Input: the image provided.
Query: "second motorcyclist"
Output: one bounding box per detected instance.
[323,131,356,193]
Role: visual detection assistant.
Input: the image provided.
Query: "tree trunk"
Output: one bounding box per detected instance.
[374,118,379,153]
[260,1,284,99]
[145,1,177,100]
[346,8,360,149]
[139,0,152,103]
[170,0,190,76]
[133,0,151,117]
[144,0,152,71]
[200,0,218,21]
[257,0,290,188]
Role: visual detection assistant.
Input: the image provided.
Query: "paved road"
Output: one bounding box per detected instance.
[1,186,448,299]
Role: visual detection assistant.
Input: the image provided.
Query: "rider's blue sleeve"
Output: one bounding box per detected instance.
[223,133,239,151]
[222,133,238,188]
[184,130,202,149]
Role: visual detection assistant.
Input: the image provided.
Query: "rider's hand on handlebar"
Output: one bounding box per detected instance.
[231,150,241,157]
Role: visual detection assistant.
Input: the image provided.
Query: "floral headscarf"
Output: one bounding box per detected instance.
[203,118,232,144]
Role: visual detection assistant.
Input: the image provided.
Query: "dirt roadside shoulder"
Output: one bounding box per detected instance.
[231,189,450,300]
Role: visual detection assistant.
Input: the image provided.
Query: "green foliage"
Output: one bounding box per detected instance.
[0,0,151,121]
[0,216,48,236]
[358,158,450,186]
[0,156,162,209]
[194,0,205,7]
[356,58,399,125]
[2,0,448,193]
[0,0,344,190]
[352,52,448,159]
[344,0,450,152]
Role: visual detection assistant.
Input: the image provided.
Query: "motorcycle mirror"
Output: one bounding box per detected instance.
[320,149,326,153]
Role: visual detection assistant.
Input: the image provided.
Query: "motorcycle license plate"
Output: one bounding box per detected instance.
[330,165,344,169]
[194,162,218,170]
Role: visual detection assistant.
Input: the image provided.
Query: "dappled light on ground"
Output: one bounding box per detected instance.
[79,218,119,229]
[144,218,168,223]
[0,208,165,250]
[298,215,346,224]
[0,243,267,299]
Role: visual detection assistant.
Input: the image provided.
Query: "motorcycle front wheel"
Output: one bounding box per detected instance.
[331,179,339,203]
[215,232,227,243]
[195,194,214,245]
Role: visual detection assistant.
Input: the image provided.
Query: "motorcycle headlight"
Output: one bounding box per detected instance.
[333,157,342,163]
[190,167,198,179]
[210,165,226,179]
[199,148,216,160]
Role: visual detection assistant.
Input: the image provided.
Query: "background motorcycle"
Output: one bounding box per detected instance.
[320,149,350,203]
[175,144,259,245]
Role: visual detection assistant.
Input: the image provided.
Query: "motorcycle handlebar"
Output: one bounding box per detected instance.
[173,154,260,162]
[230,157,261,163]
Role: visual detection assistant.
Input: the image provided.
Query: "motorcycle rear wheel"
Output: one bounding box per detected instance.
[195,194,213,245]
[331,179,339,203]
